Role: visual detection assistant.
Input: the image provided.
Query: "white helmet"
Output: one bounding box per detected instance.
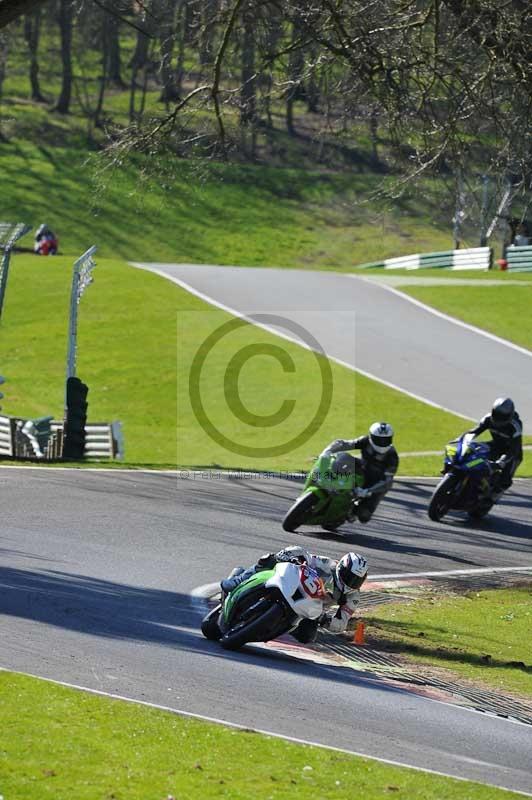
[335,552,368,592]
[369,421,394,454]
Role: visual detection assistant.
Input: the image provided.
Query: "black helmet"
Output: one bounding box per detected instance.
[491,397,514,427]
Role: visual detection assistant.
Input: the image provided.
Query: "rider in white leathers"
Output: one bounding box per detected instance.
[221,546,368,642]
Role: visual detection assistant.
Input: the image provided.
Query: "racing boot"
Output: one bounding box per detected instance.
[347,502,358,523]
[220,566,253,596]
[291,617,319,644]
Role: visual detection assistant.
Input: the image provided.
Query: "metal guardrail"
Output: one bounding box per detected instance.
[0,415,14,456]
[0,415,123,460]
[506,245,532,272]
[358,246,493,271]
[0,222,32,320]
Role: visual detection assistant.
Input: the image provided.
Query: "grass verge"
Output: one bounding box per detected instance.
[356,268,532,281]
[0,670,523,800]
[1,140,456,266]
[2,254,468,470]
[364,587,532,698]
[2,255,531,474]
[399,283,532,350]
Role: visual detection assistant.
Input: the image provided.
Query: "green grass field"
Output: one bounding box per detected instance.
[0,670,523,800]
[2,254,471,470]
[364,587,532,698]
[399,283,532,350]
[0,139,460,266]
[2,254,531,474]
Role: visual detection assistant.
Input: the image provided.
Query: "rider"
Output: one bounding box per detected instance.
[467,398,523,493]
[220,547,368,643]
[34,223,58,256]
[321,422,399,522]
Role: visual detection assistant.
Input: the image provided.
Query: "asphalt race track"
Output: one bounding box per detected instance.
[132,263,532,431]
[2,467,531,793]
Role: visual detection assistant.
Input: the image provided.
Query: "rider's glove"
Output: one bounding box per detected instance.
[355,487,370,499]
[495,457,508,470]
[256,553,277,569]
[276,548,307,565]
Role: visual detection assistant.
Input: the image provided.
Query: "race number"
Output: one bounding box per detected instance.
[300,566,326,599]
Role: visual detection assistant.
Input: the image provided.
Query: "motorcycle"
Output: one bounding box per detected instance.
[428,433,498,522]
[282,451,365,532]
[201,561,327,651]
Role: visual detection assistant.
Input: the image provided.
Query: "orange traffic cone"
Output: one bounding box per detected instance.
[353,621,365,645]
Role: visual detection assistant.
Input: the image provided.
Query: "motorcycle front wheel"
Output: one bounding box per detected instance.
[220,602,286,651]
[201,604,223,640]
[282,492,317,532]
[428,474,460,522]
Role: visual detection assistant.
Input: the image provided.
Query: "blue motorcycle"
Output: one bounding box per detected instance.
[428,433,498,522]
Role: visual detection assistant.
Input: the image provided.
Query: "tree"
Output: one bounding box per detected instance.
[0,0,45,30]
[24,7,46,101]
[53,0,73,113]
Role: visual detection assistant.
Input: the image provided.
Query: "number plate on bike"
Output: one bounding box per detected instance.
[300,566,326,599]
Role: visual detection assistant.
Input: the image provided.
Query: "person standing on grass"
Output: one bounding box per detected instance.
[34,224,58,256]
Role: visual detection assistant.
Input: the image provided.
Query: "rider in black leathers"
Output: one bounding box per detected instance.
[321,422,399,522]
[468,398,523,494]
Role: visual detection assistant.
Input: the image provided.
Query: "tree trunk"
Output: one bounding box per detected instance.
[285,15,304,136]
[0,0,44,31]
[159,0,180,104]
[54,0,73,113]
[174,0,186,96]
[369,107,379,163]
[130,25,150,72]
[106,12,124,87]
[199,0,216,66]
[24,8,46,102]
[94,11,108,128]
[305,44,319,113]
[240,2,255,127]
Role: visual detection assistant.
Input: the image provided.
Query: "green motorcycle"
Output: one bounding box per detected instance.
[282,451,364,532]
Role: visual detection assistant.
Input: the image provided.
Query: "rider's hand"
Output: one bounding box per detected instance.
[355,487,370,499]
[256,553,277,569]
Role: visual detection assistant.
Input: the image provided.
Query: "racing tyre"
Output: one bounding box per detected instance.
[282,492,317,532]
[201,604,222,640]
[220,602,285,650]
[468,501,493,520]
[428,474,459,522]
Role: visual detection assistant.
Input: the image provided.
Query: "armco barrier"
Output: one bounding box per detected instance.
[506,245,532,272]
[0,414,14,456]
[0,416,123,460]
[359,246,492,271]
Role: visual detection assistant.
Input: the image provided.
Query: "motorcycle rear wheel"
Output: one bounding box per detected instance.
[220,602,285,650]
[428,474,459,522]
[282,492,317,532]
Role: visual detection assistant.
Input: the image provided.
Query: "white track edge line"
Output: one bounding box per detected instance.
[1,466,531,485]
[359,276,532,359]
[370,566,532,580]
[131,263,473,421]
[2,666,529,796]
[191,566,532,599]
[0,465,178,474]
